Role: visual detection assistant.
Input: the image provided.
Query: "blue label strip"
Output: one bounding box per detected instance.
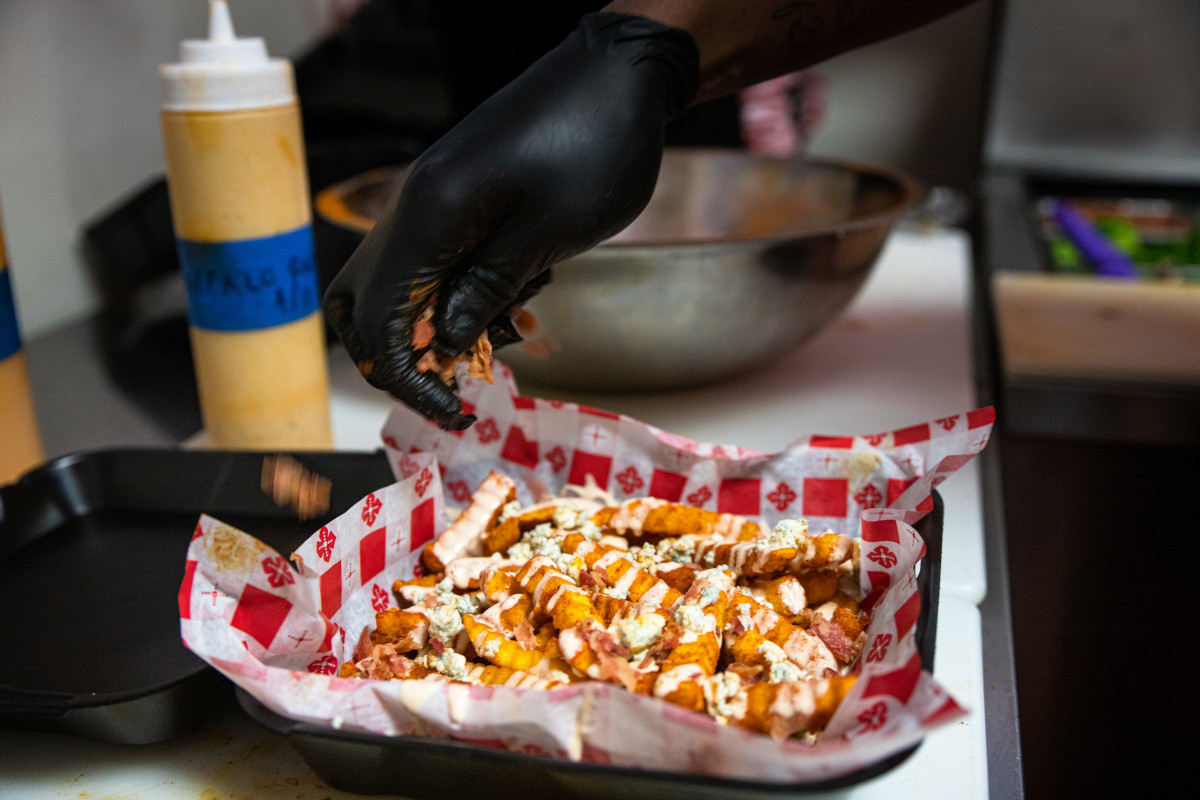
[177,225,321,332]
[0,267,21,361]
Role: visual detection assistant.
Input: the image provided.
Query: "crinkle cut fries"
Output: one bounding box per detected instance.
[340,471,869,742]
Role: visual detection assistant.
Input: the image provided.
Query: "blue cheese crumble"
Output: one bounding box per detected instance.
[553,553,582,581]
[613,613,665,652]
[657,536,697,564]
[757,640,800,683]
[632,542,659,569]
[475,635,502,660]
[675,603,708,633]
[552,502,587,530]
[507,523,564,564]
[506,541,533,562]
[706,672,747,721]
[436,578,480,615]
[423,648,469,681]
[428,605,465,644]
[768,518,809,548]
[578,519,603,542]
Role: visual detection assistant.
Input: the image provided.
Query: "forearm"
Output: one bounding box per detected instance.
[603,0,978,104]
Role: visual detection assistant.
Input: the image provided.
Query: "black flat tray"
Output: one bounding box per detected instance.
[236,492,945,799]
[0,447,394,744]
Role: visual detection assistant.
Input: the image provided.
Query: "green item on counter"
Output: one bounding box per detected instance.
[1049,235,1087,272]
[1040,198,1200,281]
[1094,216,1141,260]
[1140,239,1192,265]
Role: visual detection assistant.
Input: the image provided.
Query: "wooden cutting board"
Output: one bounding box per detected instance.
[993,272,1200,385]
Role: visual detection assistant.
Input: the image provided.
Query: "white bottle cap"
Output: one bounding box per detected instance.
[159,0,295,111]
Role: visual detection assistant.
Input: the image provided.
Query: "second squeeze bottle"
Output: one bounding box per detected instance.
[0,201,46,483]
[160,0,332,449]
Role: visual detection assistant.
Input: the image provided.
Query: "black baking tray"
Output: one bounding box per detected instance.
[0,447,395,744]
[235,492,945,799]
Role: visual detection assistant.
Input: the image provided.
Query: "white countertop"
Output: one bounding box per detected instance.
[0,225,990,799]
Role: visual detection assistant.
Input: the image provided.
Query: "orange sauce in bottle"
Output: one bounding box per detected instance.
[159,1,331,450]
[0,205,46,483]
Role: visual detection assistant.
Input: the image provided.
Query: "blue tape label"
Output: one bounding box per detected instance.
[177,225,321,332]
[1,267,21,360]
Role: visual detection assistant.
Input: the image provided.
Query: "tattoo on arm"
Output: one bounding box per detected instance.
[773,0,896,53]
[835,0,894,38]
[772,2,827,50]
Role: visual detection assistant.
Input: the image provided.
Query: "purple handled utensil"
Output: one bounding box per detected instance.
[1051,199,1140,280]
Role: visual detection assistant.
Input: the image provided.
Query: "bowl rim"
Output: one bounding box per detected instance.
[314,148,925,247]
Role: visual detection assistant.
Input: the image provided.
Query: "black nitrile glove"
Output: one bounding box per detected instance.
[323,12,699,430]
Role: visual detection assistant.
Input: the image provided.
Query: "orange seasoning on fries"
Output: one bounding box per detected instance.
[338,473,868,742]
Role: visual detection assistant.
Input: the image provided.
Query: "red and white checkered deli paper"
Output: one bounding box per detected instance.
[180,369,994,783]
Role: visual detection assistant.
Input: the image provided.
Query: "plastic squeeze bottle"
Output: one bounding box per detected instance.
[159,0,332,449]
[0,200,46,483]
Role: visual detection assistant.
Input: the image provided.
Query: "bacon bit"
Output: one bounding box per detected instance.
[729,616,747,635]
[430,638,446,654]
[581,626,639,692]
[639,635,672,669]
[597,656,640,691]
[513,309,558,360]
[520,338,559,360]
[810,616,857,663]
[352,626,373,663]
[422,593,439,609]
[578,571,596,589]
[727,662,764,683]
[410,298,495,386]
[261,454,331,520]
[362,643,403,680]
[511,308,538,337]
[514,619,537,650]
[416,350,441,375]
[793,608,816,629]
[386,651,414,675]
[466,331,494,383]
[384,657,426,680]
[591,566,611,589]
[581,626,629,659]
[394,634,423,654]
[413,307,436,349]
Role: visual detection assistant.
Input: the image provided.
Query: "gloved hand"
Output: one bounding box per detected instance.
[323,12,699,430]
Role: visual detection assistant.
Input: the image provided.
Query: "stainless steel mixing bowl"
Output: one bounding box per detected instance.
[315,148,921,391]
